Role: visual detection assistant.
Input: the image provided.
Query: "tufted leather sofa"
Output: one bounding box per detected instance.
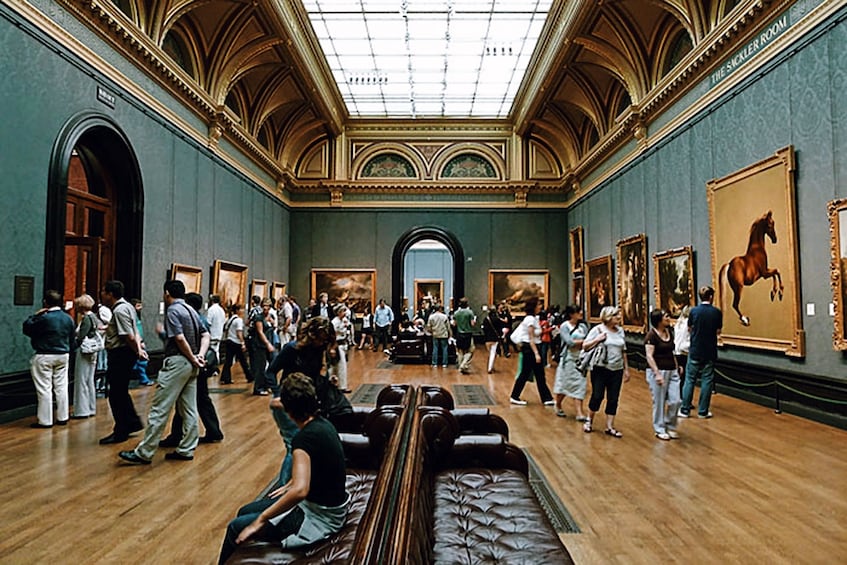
[390,402,574,565]
[224,385,572,564]
[226,385,412,565]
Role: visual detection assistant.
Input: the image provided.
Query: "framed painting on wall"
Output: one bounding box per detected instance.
[311,269,376,316]
[415,279,443,309]
[272,281,287,303]
[212,260,248,310]
[572,276,584,313]
[169,263,203,294]
[617,234,648,333]
[585,256,613,323]
[708,145,804,356]
[251,279,268,300]
[827,197,847,351]
[488,270,549,315]
[653,246,695,318]
[570,226,584,274]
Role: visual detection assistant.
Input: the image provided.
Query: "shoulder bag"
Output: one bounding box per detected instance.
[80,313,105,355]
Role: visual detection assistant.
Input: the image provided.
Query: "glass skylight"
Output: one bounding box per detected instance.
[302,0,553,118]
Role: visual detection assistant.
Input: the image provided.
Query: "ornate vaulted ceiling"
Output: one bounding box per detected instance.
[57,0,786,204]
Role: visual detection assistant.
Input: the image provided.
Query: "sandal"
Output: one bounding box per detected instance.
[583,420,592,433]
[604,428,623,438]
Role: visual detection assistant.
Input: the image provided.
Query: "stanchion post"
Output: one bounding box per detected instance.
[774,382,782,414]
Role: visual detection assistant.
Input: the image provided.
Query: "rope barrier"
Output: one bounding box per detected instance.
[625,351,847,406]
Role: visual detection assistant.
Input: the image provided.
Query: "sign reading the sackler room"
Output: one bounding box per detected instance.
[710,11,791,88]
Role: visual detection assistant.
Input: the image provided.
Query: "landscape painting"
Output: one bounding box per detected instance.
[489,270,549,315]
[311,269,376,316]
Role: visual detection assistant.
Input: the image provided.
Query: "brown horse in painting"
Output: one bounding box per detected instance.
[719,210,783,326]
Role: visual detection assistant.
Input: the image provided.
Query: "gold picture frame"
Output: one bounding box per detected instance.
[251,279,268,300]
[827,197,847,351]
[708,146,804,356]
[272,281,287,303]
[211,260,248,310]
[310,269,376,316]
[586,255,613,323]
[414,279,443,309]
[570,226,584,274]
[653,246,695,318]
[169,263,203,294]
[488,270,549,315]
[572,276,584,314]
[617,234,648,333]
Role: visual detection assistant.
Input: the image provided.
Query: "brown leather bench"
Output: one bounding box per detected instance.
[388,402,574,564]
[224,385,572,564]
[226,385,412,564]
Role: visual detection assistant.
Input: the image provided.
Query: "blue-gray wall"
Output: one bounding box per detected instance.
[0,3,289,385]
[569,9,847,383]
[289,210,569,315]
[404,248,453,318]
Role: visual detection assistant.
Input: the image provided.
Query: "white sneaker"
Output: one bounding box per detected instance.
[678,410,690,418]
[543,400,555,406]
[509,397,528,405]
[698,412,714,419]
[655,432,671,441]
[667,430,680,439]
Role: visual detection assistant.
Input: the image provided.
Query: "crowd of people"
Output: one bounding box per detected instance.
[21,281,721,559]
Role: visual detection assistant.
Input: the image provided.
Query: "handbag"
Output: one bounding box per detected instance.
[575,342,607,374]
[80,332,104,355]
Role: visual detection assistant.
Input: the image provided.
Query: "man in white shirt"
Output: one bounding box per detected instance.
[206,294,226,359]
[373,299,394,352]
[280,296,294,345]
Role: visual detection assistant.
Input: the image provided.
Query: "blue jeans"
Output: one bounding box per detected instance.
[432,337,448,366]
[681,357,715,416]
[219,497,304,565]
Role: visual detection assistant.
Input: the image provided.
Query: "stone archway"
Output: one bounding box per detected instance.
[46,111,144,299]
[391,226,465,322]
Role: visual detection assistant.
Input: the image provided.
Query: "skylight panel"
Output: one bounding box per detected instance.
[303,0,553,118]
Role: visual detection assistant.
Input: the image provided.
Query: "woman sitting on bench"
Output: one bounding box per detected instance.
[218,373,350,564]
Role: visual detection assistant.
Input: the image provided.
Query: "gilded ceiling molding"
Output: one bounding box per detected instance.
[293,181,549,195]
[637,0,780,117]
[158,0,218,43]
[280,117,329,170]
[59,0,218,119]
[296,139,331,180]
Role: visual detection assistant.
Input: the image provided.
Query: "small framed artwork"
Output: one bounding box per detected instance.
[827,197,847,350]
[489,270,549,315]
[585,255,613,323]
[653,246,695,318]
[616,233,648,333]
[311,269,376,316]
[415,279,443,308]
[272,281,287,304]
[170,263,203,294]
[570,226,584,273]
[708,146,804,356]
[572,276,584,313]
[212,260,248,309]
[251,279,268,300]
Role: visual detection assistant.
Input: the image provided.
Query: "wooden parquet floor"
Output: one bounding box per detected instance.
[1,347,845,564]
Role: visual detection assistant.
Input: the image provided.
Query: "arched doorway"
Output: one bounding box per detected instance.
[46,112,144,305]
[391,226,465,322]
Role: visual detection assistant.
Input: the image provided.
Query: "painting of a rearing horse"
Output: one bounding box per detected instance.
[719,210,783,326]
